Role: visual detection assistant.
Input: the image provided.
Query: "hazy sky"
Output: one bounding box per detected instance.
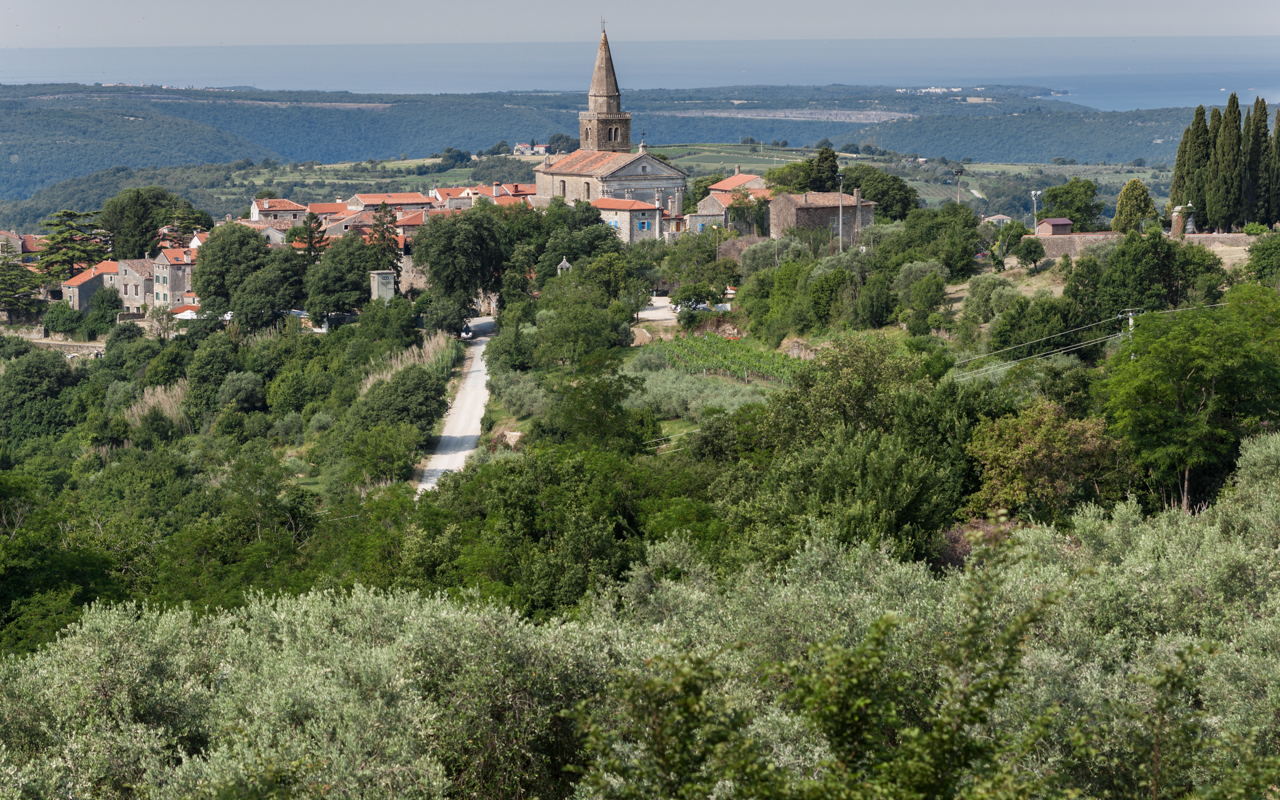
[6,0,1280,47]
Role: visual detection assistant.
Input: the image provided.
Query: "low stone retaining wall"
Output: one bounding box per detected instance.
[30,340,106,357]
[1034,231,1259,260]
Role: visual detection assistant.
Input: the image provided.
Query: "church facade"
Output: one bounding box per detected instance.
[534,32,687,218]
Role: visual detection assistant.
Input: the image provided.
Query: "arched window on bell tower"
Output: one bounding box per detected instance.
[585,127,591,142]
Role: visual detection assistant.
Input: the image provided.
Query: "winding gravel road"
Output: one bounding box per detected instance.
[417,317,494,493]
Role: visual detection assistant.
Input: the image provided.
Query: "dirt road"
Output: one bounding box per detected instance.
[417,317,494,493]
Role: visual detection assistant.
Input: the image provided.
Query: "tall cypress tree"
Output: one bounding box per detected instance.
[1242,98,1268,223]
[1241,108,1254,220]
[1264,106,1274,225]
[1206,94,1243,231]
[1168,126,1190,213]
[1185,106,1212,224]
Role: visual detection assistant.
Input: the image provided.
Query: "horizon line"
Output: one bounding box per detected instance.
[4,33,1280,51]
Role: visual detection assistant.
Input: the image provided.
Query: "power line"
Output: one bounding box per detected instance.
[954,302,1230,379]
[955,332,1124,382]
[954,315,1118,365]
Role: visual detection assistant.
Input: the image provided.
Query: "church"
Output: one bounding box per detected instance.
[533,31,688,220]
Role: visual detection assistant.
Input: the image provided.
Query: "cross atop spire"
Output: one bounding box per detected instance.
[601,16,606,32]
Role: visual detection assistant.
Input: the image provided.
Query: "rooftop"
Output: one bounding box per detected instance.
[62,260,118,287]
[708,173,763,193]
[592,198,660,211]
[778,192,876,208]
[254,198,306,212]
[536,149,640,177]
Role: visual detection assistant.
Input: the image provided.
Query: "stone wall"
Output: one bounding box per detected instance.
[1034,231,1260,260]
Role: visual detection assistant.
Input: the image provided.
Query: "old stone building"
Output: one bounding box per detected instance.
[153,248,196,308]
[117,259,154,313]
[534,31,687,216]
[769,191,875,241]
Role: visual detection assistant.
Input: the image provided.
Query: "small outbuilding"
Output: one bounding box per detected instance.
[1036,217,1073,236]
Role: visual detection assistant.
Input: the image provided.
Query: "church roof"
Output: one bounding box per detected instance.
[589,32,620,101]
[536,149,688,179]
[537,149,640,177]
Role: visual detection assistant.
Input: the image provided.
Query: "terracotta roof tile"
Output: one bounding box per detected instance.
[117,258,154,278]
[62,260,118,287]
[592,198,660,211]
[308,202,348,215]
[168,304,201,315]
[353,192,430,205]
[535,149,640,178]
[708,173,762,192]
[158,248,197,264]
[253,198,307,212]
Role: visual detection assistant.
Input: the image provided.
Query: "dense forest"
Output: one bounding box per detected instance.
[5,150,1280,794]
[0,82,1190,200]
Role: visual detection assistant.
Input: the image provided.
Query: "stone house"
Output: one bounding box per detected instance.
[153,248,196,308]
[233,219,291,245]
[707,170,767,195]
[250,198,307,223]
[61,261,119,311]
[346,193,433,212]
[1036,217,1073,236]
[693,185,772,235]
[769,191,875,241]
[117,259,154,313]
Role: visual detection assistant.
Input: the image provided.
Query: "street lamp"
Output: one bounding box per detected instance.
[953,168,965,204]
[1031,190,1043,229]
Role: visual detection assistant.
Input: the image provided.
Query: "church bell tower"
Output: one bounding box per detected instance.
[579,31,632,153]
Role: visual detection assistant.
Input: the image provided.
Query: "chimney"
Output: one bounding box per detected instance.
[494,181,502,196]
[735,164,741,175]
[263,199,269,209]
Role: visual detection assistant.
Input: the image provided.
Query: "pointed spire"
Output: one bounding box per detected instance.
[588,32,621,113]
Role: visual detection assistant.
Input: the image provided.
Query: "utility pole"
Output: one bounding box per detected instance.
[1120,308,1138,359]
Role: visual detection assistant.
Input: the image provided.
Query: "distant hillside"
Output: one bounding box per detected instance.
[0,103,280,199]
[854,108,1188,164]
[0,82,1193,200]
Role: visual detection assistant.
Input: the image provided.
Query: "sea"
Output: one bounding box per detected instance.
[1,36,1278,112]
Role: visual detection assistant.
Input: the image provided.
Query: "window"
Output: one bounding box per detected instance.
[585,127,591,141]
[559,181,566,196]
[641,165,648,174]
[584,182,591,199]
[698,223,706,232]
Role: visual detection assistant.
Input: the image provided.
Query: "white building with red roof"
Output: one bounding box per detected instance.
[591,198,668,244]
